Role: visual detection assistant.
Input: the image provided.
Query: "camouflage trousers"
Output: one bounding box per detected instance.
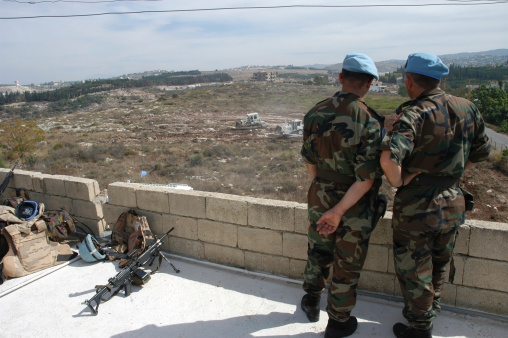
[393,227,458,330]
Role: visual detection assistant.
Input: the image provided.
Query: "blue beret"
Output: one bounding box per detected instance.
[405,53,449,80]
[342,53,379,80]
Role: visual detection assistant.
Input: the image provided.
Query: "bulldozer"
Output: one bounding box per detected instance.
[275,119,303,136]
[235,113,268,130]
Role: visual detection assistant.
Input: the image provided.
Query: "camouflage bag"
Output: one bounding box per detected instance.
[41,209,77,242]
[108,210,155,268]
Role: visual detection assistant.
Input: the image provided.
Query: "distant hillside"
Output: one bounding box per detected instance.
[311,49,508,73]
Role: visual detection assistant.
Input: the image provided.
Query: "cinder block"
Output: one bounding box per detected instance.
[469,221,508,262]
[282,232,307,260]
[41,175,67,196]
[245,251,289,277]
[72,199,103,220]
[358,271,396,295]
[238,227,282,255]
[454,224,470,255]
[168,237,204,260]
[248,198,297,232]
[456,286,508,316]
[102,204,129,228]
[107,182,137,208]
[37,194,74,214]
[31,173,46,193]
[206,194,248,225]
[64,177,100,201]
[168,190,206,219]
[136,186,170,213]
[198,219,237,247]
[462,257,508,293]
[204,243,244,268]
[12,169,36,191]
[370,213,393,245]
[295,204,309,235]
[289,259,306,280]
[74,216,107,235]
[166,215,198,240]
[364,244,389,273]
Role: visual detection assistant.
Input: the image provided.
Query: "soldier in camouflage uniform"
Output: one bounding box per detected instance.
[380,53,491,338]
[300,53,384,338]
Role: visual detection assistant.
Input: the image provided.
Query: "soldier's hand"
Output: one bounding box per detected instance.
[316,209,342,235]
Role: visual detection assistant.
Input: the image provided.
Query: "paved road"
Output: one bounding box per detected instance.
[486,127,508,150]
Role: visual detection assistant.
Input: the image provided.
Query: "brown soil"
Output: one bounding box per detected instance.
[14,83,508,224]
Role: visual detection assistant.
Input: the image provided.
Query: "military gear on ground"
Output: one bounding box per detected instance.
[79,234,107,262]
[324,316,358,338]
[108,210,156,267]
[41,209,76,242]
[301,294,321,322]
[15,200,38,221]
[131,268,151,285]
[1,203,76,280]
[84,227,178,315]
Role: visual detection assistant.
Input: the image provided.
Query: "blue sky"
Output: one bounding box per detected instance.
[1,0,507,84]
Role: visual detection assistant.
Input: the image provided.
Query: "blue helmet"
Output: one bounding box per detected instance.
[15,200,38,221]
[79,234,106,262]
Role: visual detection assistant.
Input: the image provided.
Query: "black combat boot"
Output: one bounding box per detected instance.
[393,323,432,338]
[324,316,358,338]
[301,294,321,322]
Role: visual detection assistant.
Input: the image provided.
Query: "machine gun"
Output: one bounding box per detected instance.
[0,159,19,202]
[84,227,179,315]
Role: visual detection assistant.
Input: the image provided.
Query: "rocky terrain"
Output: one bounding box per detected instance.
[4,81,508,224]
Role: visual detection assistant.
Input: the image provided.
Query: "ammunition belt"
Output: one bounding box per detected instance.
[407,174,459,189]
[316,168,356,185]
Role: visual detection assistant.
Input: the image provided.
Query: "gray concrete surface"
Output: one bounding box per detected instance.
[1,253,507,338]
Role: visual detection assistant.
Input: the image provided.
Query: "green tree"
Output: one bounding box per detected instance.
[471,85,508,126]
[0,118,46,159]
[398,84,407,97]
[313,75,329,86]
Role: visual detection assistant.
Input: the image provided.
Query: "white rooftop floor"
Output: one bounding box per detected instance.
[1,253,507,337]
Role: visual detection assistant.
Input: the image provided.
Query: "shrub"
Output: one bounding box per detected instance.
[189,153,203,166]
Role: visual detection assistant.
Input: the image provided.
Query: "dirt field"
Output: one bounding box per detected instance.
[7,82,508,224]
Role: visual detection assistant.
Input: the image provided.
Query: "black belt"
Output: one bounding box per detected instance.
[408,174,459,189]
[316,168,356,185]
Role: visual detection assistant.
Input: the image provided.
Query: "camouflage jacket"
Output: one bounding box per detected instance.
[301,91,383,226]
[382,88,491,231]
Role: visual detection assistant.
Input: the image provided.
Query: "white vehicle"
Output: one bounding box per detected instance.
[275,120,303,136]
[235,113,268,130]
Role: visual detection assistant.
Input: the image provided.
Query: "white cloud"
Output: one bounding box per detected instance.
[1,0,507,84]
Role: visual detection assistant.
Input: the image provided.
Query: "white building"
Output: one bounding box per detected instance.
[369,80,387,92]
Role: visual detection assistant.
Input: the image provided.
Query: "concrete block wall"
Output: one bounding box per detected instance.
[0,168,106,235]
[2,169,507,318]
